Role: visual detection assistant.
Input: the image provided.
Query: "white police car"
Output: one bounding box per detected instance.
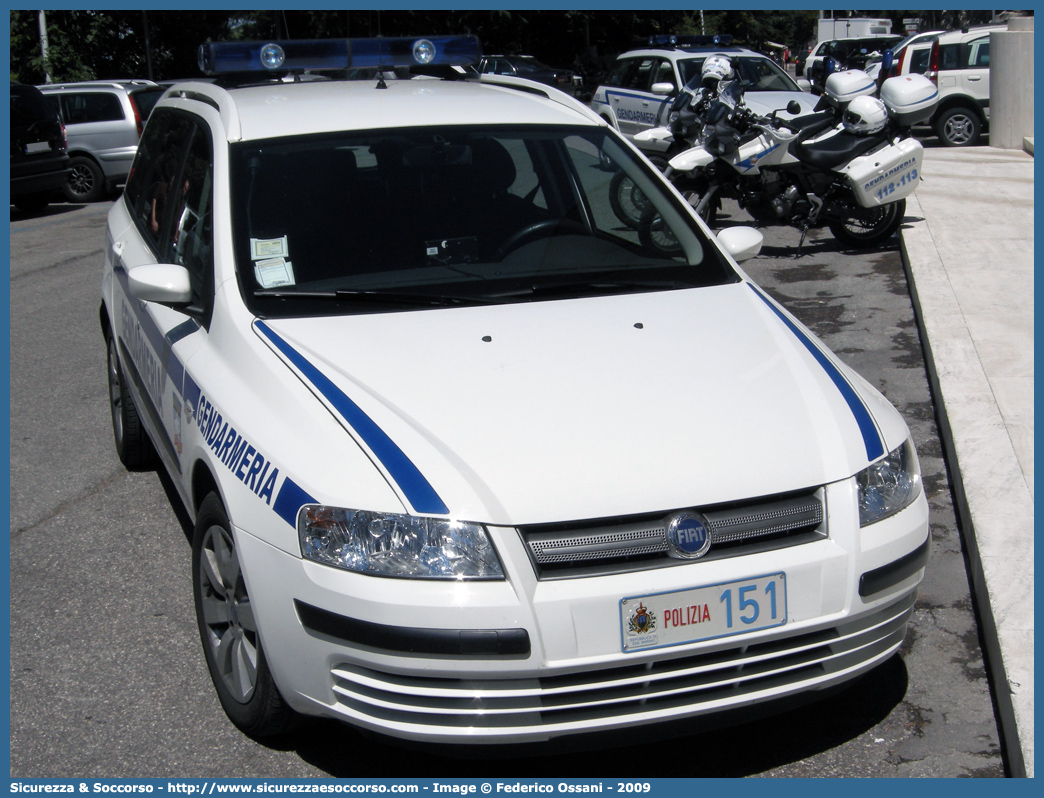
[593,36,817,150]
[101,36,928,743]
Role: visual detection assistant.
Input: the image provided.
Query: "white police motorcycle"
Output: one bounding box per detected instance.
[640,69,939,252]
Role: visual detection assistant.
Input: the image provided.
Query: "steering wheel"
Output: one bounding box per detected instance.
[494,219,582,261]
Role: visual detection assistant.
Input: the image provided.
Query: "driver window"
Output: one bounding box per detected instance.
[650,59,676,90]
[172,126,214,309]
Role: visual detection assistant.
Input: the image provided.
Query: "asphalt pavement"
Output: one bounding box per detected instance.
[899,140,1034,777]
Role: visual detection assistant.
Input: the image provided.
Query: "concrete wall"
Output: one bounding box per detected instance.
[990,17,1034,150]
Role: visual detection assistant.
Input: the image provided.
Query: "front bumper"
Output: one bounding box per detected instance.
[234,479,928,744]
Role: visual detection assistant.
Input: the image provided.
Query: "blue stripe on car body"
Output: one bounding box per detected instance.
[254,320,450,516]
[748,283,885,462]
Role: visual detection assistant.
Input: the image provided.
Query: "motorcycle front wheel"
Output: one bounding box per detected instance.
[608,155,669,229]
[827,198,906,248]
[636,190,711,256]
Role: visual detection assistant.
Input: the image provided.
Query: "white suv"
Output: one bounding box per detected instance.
[887,24,1006,146]
[102,35,927,744]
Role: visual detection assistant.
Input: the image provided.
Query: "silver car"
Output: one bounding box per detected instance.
[37,80,165,202]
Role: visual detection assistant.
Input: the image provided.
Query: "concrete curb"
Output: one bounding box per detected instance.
[900,182,1033,777]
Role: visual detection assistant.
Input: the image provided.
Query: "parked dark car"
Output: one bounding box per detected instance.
[10,82,71,212]
[478,54,576,93]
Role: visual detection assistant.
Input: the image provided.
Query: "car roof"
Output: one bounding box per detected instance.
[161,77,601,143]
[38,79,157,91]
[935,24,1007,42]
[893,30,945,50]
[617,46,751,59]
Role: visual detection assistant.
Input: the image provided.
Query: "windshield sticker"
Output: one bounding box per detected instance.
[250,235,289,260]
[254,256,296,288]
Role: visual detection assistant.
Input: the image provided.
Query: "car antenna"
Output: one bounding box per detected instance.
[374,13,388,89]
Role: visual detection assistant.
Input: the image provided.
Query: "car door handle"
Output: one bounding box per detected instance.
[967,75,981,81]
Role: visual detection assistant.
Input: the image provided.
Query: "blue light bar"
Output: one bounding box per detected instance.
[646,34,734,48]
[348,35,481,69]
[198,39,348,75]
[197,35,481,76]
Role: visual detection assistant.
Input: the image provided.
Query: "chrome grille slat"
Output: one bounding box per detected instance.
[330,592,915,730]
[521,489,826,577]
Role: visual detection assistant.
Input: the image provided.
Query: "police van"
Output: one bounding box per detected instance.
[102,36,928,743]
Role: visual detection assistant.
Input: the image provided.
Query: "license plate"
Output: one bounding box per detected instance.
[620,572,786,652]
[26,141,51,154]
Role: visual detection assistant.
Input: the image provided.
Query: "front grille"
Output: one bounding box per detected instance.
[520,489,825,579]
[329,592,915,737]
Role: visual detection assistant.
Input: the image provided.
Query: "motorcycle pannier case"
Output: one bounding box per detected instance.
[880,75,939,126]
[840,137,924,208]
[824,70,877,107]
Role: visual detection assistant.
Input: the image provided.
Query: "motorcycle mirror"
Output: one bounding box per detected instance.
[786,100,801,115]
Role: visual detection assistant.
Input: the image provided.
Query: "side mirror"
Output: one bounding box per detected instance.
[716,227,763,262]
[796,78,812,92]
[651,81,676,96]
[786,100,802,115]
[127,263,192,305]
[882,49,894,70]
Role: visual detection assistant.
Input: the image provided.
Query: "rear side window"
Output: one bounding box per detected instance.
[606,58,649,90]
[909,47,932,74]
[58,92,125,124]
[937,43,960,70]
[130,88,166,120]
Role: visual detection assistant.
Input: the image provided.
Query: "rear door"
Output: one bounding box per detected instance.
[960,35,991,109]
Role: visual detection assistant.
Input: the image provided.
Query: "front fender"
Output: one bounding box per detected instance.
[669,145,714,172]
[633,125,675,156]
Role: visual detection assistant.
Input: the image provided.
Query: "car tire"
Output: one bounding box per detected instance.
[63,155,106,202]
[935,107,981,147]
[193,492,296,738]
[13,192,50,213]
[106,334,156,470]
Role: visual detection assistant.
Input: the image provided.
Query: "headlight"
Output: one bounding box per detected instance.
[298,505,504,579]
[857,439,922,526]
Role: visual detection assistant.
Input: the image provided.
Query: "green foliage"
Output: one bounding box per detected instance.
[10,9,1032,85]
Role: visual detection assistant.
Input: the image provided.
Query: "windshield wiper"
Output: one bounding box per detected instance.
[253,289,496,307]
[495,279,693,300]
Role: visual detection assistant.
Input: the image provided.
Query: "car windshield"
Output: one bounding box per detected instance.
[679,55,800,92]
[230,124,737,317]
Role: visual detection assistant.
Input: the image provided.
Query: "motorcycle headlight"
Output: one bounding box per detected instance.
[298,505,504,579]
[857,439,922,526]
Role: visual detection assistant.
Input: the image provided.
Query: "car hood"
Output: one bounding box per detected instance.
[257,282,903,526]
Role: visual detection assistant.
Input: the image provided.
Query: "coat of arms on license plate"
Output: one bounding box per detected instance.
[627,601,656,635]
